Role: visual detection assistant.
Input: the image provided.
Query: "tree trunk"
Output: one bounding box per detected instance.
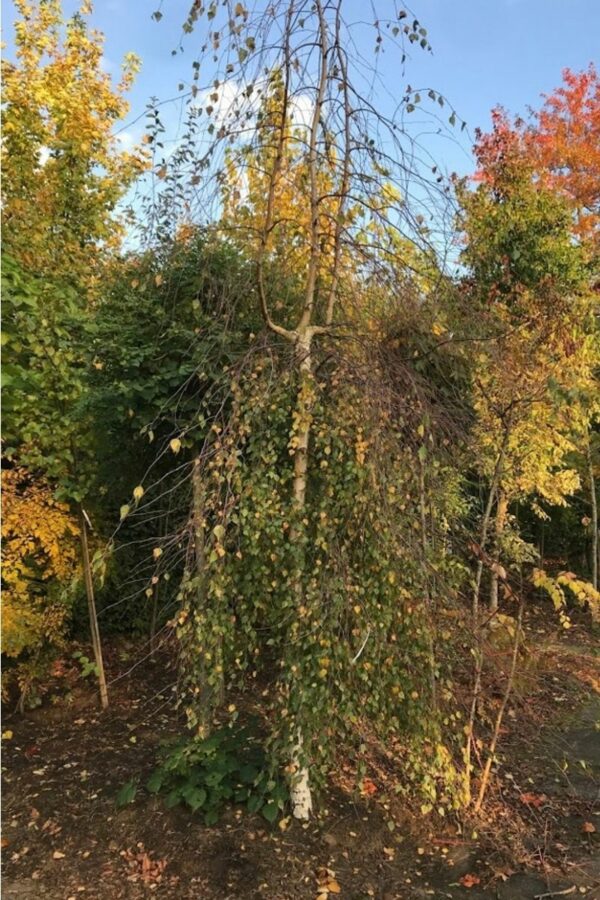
[490,490,508,612]
[474,596,524,812]
[288,334,314,821]
[471,443,506,620]
[588,439,598,592]
[465,444,507,803]
[78,506,108,709]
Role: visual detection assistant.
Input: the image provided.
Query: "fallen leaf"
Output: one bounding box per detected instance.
[582,821,596,834]
[53,851,66,860]
[361,777,377,796]
[519,792,547,808]
[328,881,342,894]
[2,730,13,740]
[459,873,481,888]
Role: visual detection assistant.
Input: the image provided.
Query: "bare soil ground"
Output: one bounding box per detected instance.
[2,612,599,900]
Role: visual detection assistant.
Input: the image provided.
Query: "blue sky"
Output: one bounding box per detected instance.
[4,0,599,178]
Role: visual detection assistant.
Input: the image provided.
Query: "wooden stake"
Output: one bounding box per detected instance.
[78,506,108,709]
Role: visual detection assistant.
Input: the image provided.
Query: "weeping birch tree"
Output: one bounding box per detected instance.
[154,0,465,821]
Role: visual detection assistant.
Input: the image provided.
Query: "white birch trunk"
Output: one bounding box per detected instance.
[289,334,314,820]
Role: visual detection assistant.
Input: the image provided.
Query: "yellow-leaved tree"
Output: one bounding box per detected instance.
[459,112,598,614]
[2,0,147,708]
[2,0,146,285]
[220,70,357,322]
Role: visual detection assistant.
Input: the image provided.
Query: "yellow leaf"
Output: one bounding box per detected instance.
[120,504,130,521]
[133,485,144,502]
[169,438,182,454]
[153,547,163,559]
[155,273,163,286]
[2,730,14,740]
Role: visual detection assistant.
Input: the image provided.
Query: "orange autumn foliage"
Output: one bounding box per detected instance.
[2,467,80,659]
[528,65,600,249]
[475,66,600,251]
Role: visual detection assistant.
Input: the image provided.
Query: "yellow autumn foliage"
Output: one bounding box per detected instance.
[2,467,80,659]
[471,298,597,509]
[220,71,354,299]
[1,0,148,286]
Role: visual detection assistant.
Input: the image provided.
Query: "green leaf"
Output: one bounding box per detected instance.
[183,786,207,811]
[116,779,138,808]
[261,801,279,823]
[247,794,263,814]
[146,770,164,794]
[165,788,182,808]
[239,764,258,784]
[204,807,220,826]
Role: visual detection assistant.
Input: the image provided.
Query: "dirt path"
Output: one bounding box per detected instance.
[2,638,599,899]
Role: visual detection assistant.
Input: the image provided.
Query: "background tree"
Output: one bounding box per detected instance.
[1,0,144,284]
[2,467,80,709]
[2,0,146,708]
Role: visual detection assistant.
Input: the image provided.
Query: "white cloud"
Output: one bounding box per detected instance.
[289,93,313,129]
[100,54,116,75]
[115,130,137,151]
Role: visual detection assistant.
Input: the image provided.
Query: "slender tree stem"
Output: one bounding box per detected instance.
[588,436,598,591]
[490,489,508,612]
[465,440,508,801]
[474,597,524,812]
[78,506,108,709]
